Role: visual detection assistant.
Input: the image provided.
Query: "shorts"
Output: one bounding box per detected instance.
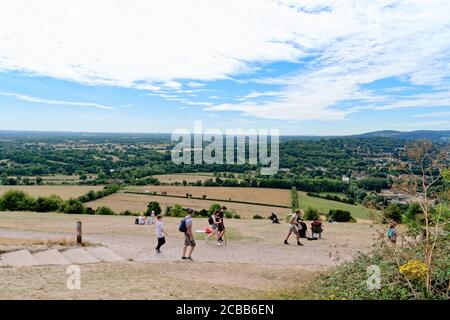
[289,225,299,235]
[211,224,217,230]
[184,233,196,247]
[218,223,224,232]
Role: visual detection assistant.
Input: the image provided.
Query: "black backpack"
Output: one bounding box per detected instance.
[179,218,187,232]
[208,215,214,225]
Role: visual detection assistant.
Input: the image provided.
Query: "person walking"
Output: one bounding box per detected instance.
[155,215,167,253]
[181,209,196,260]
[284,210,303,246]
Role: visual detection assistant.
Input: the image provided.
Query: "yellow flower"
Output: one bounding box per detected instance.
[399,260,428,280]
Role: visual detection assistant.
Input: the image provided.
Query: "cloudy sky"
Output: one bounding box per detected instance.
[0,0,449,135]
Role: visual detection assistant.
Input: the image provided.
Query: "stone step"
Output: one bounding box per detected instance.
[0,249,39,267]
[33,249,72,266]
[61,248,100,264]
[87,247,124,262]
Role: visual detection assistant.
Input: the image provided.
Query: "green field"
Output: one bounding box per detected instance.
[298,192,373,220]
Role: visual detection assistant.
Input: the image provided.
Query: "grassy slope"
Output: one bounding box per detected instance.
[298,192,372,220]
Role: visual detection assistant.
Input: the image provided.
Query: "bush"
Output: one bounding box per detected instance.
[95,206,115,215]
[165,204,186,217]
[0,190,35,211]
[224,211,233,219]
[62,198,85,214]
[146,201,161,216]
[208,203,221,214]
[328,209,353,222]
[84,207,95,215]
[120,210,140,216]
[384,204,403,223]
[253,214,263,219]
[34,195,64,212]
[304,206,319,220]
[233,214,241,219]
[307,243,449,300]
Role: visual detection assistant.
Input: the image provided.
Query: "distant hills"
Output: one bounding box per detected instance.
[353,130,450,140]
[0,129,449,141]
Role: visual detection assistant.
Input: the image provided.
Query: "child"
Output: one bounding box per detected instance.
[155,215,167,253]
[387,223,398,244]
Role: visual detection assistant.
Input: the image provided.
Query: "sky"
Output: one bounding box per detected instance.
[0,0,449,135]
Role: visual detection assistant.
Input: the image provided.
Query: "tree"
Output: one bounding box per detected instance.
[384,203,403,223]
[146,201,161,216]
[0,190,34,211]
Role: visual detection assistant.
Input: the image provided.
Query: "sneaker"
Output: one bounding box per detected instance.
[187,257,194,261]
[284,240,289,245]
[216,241,223,246]
[297,242,304,246]
[181,256,187,260]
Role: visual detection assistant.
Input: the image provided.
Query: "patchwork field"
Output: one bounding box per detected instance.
[0,211,376,299]
[0,185,104,199]
[87,192,292,219]
[125,186,291,207]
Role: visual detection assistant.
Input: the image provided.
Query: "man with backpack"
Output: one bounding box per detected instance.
[180,208,196,260]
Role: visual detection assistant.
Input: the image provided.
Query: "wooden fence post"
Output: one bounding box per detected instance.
[76,221,82,245]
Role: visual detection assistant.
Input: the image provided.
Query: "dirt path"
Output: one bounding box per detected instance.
[0,212,376,299]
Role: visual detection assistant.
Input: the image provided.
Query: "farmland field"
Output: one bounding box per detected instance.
[125,186,291,207]
[0,185,104,200]
[152,172,215,184]
[86,192,292,219]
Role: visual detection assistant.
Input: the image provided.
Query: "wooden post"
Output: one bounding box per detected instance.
[76,221,82,245]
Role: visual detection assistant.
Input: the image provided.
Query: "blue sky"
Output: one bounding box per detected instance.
[0,0,449,135]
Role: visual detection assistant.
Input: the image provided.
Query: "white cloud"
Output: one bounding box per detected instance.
[0,92,115,110]
[0,0,450,120]
[413,111,450,118]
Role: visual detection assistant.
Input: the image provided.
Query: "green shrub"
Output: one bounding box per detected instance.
[34,195,64,212]
[146,201,161,216]
[304,206,319,220]
[233,214,241,219]
[166,204,186,217]
[328,209,353,222]
[120,210,140,216]
[224,211,233,219]
[62,198,85,214]
[253,214,263,219]
[0,190,35,211]
[307,243,449,300]
[384,203,403,223]
[95,206,115,215]
[84,207,95,215]
[208,203,221,214]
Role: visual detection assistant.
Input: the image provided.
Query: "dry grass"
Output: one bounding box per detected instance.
[87,192,292,219]
[125,186,291,207]
[0,237,84,246]
[152,173,215,183]
[0,185,104,199]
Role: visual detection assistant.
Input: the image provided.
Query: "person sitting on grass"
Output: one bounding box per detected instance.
[270,212,280,224]
[311,218,323,239]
